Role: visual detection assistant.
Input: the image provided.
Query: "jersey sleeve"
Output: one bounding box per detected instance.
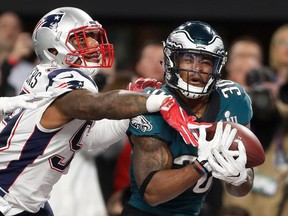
[127,113,174,143]
[217,80,253,126]
[234,82,253,125]
[241,86,253,124]
[46,68,98,97]
[127,85,176,143]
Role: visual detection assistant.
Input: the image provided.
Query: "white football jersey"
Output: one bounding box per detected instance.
[0,64,100,215]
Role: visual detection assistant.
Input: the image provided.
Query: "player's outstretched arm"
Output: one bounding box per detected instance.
[41,89,161,129]
[131,135,203,206]
[41,89,199,150]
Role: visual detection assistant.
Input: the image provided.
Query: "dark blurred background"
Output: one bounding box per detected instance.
[1,0,287,70]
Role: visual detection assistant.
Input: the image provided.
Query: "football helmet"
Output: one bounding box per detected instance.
[32,7,114,75]
[163,21,227,99]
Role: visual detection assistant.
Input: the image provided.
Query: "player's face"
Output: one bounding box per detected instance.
[178,53,213,87]
[69,32,101,64]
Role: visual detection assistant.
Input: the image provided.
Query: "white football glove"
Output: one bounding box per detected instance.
[0,92,52,115]
[208,138,248,186]
[196,121,238,172]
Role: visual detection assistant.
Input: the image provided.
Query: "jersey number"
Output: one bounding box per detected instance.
[218,80,241,98]
[49,121,92,172]
[174,155,213,193]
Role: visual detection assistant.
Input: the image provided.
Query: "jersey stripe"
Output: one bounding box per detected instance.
[0,111,24,150]
[0,126,59,194]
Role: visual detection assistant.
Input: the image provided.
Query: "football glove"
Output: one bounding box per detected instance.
[209,136,248,186]
[127,77,162,92]
[160,97,211,146]
[196,121,226,172]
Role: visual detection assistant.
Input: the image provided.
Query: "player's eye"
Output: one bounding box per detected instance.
[201,59,213,66]
[179,54,194,63]
[79,37,85,43]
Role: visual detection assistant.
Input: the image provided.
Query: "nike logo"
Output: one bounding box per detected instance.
[60,74,74,79]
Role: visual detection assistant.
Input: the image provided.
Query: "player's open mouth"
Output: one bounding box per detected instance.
[85,52,101,62]
[189,78,204,86]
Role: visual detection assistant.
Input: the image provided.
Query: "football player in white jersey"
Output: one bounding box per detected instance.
[0,7,198,216]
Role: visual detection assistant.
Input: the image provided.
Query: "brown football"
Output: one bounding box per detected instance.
[206,121,265,168]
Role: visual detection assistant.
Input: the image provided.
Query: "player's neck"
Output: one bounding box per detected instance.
[177,91,209,118]
[190,97,209,119]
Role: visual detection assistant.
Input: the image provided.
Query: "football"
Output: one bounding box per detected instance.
[206,121,265,168]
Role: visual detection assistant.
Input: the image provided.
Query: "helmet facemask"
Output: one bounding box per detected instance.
[163,21,227,99]
[65,25,114,75]
[32,7,115,76]
[164,48,225,99]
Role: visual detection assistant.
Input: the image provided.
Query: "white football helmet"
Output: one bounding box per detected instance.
[163,21,227,99]
[32,7,114,75]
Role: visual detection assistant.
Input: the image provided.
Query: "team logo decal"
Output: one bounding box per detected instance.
[130,116,152,132]
[55,81,84,90]
[34,13,64,31]
[67,81,84,89]
[224,110,238,123]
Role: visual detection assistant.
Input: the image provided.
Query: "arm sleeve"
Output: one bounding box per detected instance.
[83,119,129,152]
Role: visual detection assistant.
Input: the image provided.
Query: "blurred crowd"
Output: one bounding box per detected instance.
[1,10,288,216]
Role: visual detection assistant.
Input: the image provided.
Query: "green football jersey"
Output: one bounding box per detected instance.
[127,80,253,216]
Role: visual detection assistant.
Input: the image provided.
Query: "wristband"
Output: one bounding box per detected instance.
[139,170,159,197]
[192,160,208,176]
[146,95,169,113]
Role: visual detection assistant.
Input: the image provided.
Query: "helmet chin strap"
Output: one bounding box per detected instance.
[177,76,214,99]
[69,56,101,76]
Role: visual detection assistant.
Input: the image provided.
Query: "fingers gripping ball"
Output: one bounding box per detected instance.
[206,122,265,168]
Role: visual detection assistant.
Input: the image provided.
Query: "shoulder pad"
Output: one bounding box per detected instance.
[47,68,98,96]
[216,80,252,125]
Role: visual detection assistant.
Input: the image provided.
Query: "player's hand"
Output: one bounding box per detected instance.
[160,97,208,146]
[0,92,52,115]
[195,121,224,171]
[127,77,162,92]
[209,137,248,186]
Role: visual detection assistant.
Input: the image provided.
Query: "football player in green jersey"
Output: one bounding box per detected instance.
[121,21,254,216]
